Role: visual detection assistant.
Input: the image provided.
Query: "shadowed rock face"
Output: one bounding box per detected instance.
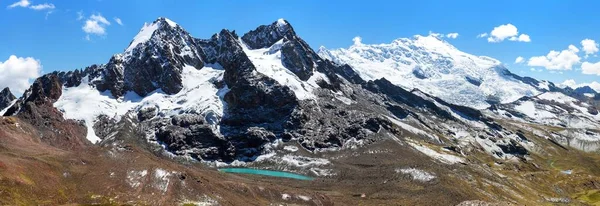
[574,86,598,95]
[0,87,15,110]
[242,19,320,81]
[3,74,88,150]
[6,17,593,167]
[98,18,207,97]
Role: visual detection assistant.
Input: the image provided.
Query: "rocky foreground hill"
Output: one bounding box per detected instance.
[1,18,600,205]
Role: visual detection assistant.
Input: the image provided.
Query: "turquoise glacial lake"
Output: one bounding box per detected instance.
[218,168,314,180]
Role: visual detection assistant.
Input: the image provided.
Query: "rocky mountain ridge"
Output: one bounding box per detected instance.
[2,17,600,205]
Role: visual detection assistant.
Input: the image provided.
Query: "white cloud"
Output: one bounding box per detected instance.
[7,0,30,8]
[560,79,600,92]
[582,61,600,75]
[8,0,56,12]
[114,17,123,26]
[82,13,111,39]
[581,39,599,57]
[29,3,54,10]
[509,34,530,42]
[560,79,577,88]
[426,31,458,39]
[0,55,42,95]
[428,31,442,37]
[83,20,105,35]
[352,36,362,45]
[446,33,459,39]
[515,56,524,64]
[90,14,110,25]
[527,45,581,70]
[483,24,531,43]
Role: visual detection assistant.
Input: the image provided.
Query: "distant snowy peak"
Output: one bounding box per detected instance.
[318,34,542,109]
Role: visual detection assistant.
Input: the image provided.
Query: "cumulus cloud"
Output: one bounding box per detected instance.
[482,24,531,43]
[527,45,581,70]
[352,36,362,45]
[582,61,600,75]
[560,79,600,92]
[560,79,577,88]
[509,34,530,42]
[581,39,599,57]
[446,33,459,39]
[0,55,42,95]
[82,13,111,40]
[515,56,524,64]
[114,17,123,26]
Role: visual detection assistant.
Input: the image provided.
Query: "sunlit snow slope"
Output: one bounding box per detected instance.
[318,35,543,109]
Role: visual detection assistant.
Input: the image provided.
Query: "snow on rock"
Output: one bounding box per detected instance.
[55,65,226,144]
[281,155,330,167]
[54,77,140,143]
[386,115,440,142]
[154,168,172,193]
[126,170,148,188]
[276,18,288,27]
[163,18,178,27]
[180,195,219,206]
[396,168,436,182]
[281,193,291,200]
[407,141,465,164]
[283,145,299,152]
[537,92,578,104]
[126,22,160,52]
[0,99,16,116]
[241,38,325,100]
[297,195,311,201]
[310,168,335,177]
[514,101,556,119]
[319,34,541,109]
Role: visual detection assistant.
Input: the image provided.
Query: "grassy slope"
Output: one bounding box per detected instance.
[2,114,600,205]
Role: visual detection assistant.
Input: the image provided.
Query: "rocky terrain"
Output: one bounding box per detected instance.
[0,88,15,115]
[1,17,600,205]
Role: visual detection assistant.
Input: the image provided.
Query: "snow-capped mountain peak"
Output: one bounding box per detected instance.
[125,17,183,53]
[318,34,541,109]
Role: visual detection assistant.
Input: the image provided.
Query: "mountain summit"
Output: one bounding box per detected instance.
[318,35,550,109]
[2,17,600,205]
[0,87,16,114]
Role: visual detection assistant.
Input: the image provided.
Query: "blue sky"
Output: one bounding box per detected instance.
[1,0,599,94]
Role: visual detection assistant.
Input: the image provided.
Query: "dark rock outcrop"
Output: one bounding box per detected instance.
[242,19,319,81]
[574,86,598,95]
[4,74,88,150]
[0,87,16,111]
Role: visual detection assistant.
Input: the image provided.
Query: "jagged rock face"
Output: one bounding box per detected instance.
[575,86,598,95]
[0,87,15,110]
[4,74,88,150]
[241,19,294,50]
[242,19,319,81]
[10,17,594,165]
[99,18,208,97]
[202,29,299,126]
